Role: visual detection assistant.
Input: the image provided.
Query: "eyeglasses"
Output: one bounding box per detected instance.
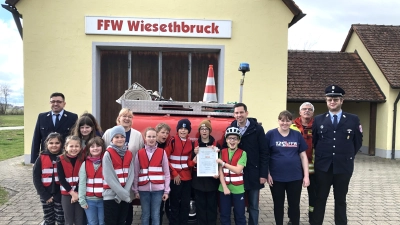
[121,115,133,119]
[326,98,341,103]
[50,100,63,104]
[200,128,209,131]
[301,108,313,111]
[227,137,239,141]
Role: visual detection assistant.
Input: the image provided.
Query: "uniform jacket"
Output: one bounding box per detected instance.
[31,110,78,163]
[227,118,269,190]
[292,117,314,162]
[312,112,363,174]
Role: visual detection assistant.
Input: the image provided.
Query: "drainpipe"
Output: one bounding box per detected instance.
[1,4,23,39]
[391,92,400,159]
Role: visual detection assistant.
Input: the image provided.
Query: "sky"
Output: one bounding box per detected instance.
[0,8,23,106]
[0,0,399,106]
[288,0,400,50]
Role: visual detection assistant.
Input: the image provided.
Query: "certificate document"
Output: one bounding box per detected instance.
[197,147,218,177]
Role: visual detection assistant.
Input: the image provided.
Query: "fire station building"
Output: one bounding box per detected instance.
[3,0,400,162]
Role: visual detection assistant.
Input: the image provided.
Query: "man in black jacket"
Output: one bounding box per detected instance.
[30,92,78,163]
[228,103,269,225]
[312,85,363,225]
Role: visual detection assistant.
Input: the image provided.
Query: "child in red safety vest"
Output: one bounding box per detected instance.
[133,127,170,225]
[164,118,196,225]
[102,125,134,225]
[78,136,106,225]
[57,135,85,225]
[33,132,65,225]
[217,127,247,225]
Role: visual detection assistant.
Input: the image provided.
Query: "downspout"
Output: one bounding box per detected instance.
[391,91,400,159]
[1,4,23,39]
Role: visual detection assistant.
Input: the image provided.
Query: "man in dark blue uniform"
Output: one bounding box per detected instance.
[312,85,363,225]
[30,92,78,163]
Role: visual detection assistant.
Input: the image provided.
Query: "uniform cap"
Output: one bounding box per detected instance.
[325,85,345,97]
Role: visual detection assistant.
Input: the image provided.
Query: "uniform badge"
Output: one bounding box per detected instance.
[347,129,352,140]
[359,125,363,133]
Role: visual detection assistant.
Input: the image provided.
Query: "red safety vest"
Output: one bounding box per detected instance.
[59,155,83,195]
[138,148,165,186]
[41,154,59,186]
[169,137,193,172]
[103,148,133,189]
[85,160,103,198]
[221,148,244,186]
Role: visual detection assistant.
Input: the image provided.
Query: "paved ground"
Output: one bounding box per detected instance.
[1,153,399,225]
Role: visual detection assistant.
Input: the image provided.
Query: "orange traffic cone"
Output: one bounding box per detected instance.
[203,65,218,103]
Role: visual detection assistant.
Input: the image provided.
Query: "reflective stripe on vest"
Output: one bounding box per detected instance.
[59,155,83,195]
[221,148,244,186]
[138,148,165,186]
[41,154,59,186]
[168,137,193,171]
[103,148,132,189]
[85,160,103,198]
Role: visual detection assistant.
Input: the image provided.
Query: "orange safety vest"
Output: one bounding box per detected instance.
[221,148,244,186]
[59,155,83,195]
[169,137,193,172]
[41,154,59,186]
[138,148,165,186]
[85,160,103,198]
[103,148,133,189]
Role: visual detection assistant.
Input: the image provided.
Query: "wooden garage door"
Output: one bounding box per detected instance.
[100,50,219,130]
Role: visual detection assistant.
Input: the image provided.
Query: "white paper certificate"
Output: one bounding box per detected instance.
[197,147,219,177]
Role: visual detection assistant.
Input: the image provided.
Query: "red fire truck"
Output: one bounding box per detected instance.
[119,84,236,222]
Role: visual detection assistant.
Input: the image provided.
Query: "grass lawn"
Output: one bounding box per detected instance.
[0,130,24,161]
[0,187,8,205]
[0,115,24,127]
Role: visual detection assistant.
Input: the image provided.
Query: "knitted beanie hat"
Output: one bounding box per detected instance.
[198,119,212,132]
[110,125,126,140]
[176,118,191,133]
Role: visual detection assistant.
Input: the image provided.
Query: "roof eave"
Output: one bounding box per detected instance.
[340,25,355,52]
[5,0,19,6]
[281,0,306,27]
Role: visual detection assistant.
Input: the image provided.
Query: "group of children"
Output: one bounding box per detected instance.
[33,112,247,225]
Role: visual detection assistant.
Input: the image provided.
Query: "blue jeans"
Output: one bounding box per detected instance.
[84,199,105,225]
[219,192,246,225]
[139,190,164,225]
[246,189,260,225]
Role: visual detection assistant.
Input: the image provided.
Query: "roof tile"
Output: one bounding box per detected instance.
[342,24,400,88]
[287,50,385,102]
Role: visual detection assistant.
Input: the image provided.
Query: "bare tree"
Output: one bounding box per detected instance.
[0,84,11,114]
